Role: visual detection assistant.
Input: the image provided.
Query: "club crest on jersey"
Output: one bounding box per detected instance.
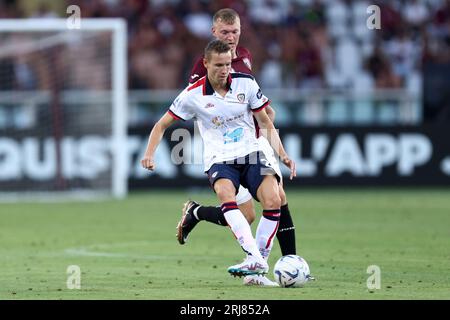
[237,93,245,103]
[205,103,215,108]
[243,57,252,70]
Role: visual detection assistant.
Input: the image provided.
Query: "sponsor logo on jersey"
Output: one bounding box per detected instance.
[211,116,225,128]
[211,113,245,129]
[257,89,262,99]
[212,171,218,178]
[205,103,215,108]
[191,74,199,80]
[223,128,244,144]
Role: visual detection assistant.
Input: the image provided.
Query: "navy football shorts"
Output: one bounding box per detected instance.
[206,151,280,201]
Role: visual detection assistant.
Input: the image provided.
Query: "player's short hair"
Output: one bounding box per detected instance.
[213,8,240,25]
[204,40,231,60]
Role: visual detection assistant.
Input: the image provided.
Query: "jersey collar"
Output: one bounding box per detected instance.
[204,74,232,95]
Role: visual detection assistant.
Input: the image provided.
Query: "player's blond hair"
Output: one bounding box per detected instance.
[213,8,240,25]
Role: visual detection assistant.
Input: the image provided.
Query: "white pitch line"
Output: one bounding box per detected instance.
[64,247,177,260]
[63,242,223,261]
[64,248,131,258]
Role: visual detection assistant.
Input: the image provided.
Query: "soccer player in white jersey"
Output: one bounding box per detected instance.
[141,40,296,277]
[178,8,297,286]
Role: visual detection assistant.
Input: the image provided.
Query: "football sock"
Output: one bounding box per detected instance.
[277,203,297,255]
[221,201,263,260]
[195,206,228,226]
[256,209,281,260]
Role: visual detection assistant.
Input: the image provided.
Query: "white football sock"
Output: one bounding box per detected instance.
[223,208,264,261]
[255,209,280,260]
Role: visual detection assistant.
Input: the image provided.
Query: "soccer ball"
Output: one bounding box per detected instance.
[273,255,311,288]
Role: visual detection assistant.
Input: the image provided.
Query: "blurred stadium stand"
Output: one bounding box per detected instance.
[1,0,449,194]
[0,0,449,127]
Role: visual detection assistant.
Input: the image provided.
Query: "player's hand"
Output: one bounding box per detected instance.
[281,156,296,180]
[141,155,155,171]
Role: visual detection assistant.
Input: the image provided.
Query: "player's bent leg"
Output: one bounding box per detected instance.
[256,175,281,210]
[176,185,256,245]
[255,175,281,260]
[176,171,241,245]
[176,201,232,245]
[214,178,237,203]
[177,185,253,239]
[213,178,267,277]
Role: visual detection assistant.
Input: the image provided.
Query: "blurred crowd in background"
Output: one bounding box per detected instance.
[0,0,449,92]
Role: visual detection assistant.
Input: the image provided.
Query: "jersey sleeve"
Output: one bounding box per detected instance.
[247,49,253,67]
[248,79,270,113]
[168,89,195,121]
[188,55,207,84]
[241,47,253,70]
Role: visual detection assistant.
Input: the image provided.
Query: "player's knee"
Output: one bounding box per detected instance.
[263,194,281,210]
[215,183,236,201]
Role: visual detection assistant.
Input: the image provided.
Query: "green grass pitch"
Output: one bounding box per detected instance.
[1,188,449,300]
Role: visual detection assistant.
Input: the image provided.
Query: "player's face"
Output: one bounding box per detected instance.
[204,51,232,86]
[212,19,241,57]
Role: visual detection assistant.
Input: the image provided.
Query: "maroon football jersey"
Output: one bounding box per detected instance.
[188,46,253,83]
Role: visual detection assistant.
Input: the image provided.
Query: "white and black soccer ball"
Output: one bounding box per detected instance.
[273,255,311,288]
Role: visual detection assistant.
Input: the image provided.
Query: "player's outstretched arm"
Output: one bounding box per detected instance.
[253,109,296,180]
[265,104,276,123]
[141,112,177,171]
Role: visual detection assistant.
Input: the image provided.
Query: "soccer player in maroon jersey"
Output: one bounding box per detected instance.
[177,8,298,286]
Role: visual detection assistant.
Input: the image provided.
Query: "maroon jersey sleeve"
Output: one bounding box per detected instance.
[188,55,207,84]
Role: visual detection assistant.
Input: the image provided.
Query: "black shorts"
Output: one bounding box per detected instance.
[206,151,280,201]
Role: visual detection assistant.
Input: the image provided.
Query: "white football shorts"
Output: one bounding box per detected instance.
[236,185,253,205]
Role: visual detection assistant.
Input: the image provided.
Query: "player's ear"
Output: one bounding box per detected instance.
[203,57,208,69]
